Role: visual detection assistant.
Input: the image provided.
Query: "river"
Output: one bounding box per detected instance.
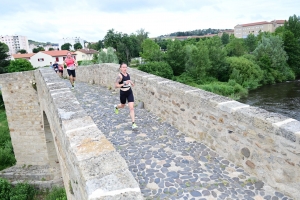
[238,80,300,121]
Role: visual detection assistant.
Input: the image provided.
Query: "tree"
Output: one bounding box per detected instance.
[253,34,295,83]
[48,48,54,51]
[227,56,263,89]
[226,36,247,57]
[138,61,173,79]
[140,39,163,62]
[284,14,300,39]
[203,36,228,81]
[97,47,118,64]
[244,33,257,53]
[18,49,27,54]
[0,42,10,74]
[61,43,72,50]
[7,59,35,73]
[103,29,122,50]
[281,30,300,78]
[165,40,185,75]
[74,42,83,50]
[221,32,230,45]
[184,41,211,81]
[32,46,45,53]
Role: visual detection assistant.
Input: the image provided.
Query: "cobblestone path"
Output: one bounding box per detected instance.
[71,81,292,200]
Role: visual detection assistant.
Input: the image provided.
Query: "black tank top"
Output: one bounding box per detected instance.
[119,73,131,88]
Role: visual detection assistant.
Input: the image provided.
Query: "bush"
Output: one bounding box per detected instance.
[226,56,263,90]
[45,186,67,200]
[199,80,248,99]
[138,61,173,79]
[7,59,34,73]
[9,182,36,200]
[0,178,11,200]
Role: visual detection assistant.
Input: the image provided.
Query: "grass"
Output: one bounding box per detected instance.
[0,109,16,171]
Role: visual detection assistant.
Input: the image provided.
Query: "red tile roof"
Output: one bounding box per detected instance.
[12,53,35,59]
[41,50,76,57]
[236,20,285,27]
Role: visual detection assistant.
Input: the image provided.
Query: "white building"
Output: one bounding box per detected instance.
[0,35,30,56]
[58,37,85,51]
[12,50,77,68]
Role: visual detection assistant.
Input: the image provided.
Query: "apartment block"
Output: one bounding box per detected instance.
[0,35,30,55]
[58,37,86,51]
[234,20,285,38]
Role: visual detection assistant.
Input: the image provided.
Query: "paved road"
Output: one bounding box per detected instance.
[70,81,292,200]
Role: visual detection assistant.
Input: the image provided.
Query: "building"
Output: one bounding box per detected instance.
[11,53,35,61]
[75,49,98,61]
[58,37,85,51]
[234,20,285,38]
[12,50,76,68]
[0,35,30,56]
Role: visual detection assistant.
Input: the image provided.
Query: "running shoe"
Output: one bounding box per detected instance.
[114,105,119,114]
[132,123,138,129]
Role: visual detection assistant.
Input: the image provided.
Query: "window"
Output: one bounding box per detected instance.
[38,58,44,61]
[56,57,59,62]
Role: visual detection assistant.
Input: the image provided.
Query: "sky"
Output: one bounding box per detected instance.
[0,0,299,43]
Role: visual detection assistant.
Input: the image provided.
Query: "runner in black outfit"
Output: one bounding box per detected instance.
[114,63,138,129]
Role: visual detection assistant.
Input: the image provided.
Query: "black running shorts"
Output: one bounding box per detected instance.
[120,88,134,104]
[67,69,76,77]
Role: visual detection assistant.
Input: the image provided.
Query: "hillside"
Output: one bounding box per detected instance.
[158,28,232,38]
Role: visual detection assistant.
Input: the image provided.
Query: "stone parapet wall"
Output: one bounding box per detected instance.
[74,64,300,199]
[34,68,142,199]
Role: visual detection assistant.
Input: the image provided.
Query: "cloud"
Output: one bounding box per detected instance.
[0,0,299,43]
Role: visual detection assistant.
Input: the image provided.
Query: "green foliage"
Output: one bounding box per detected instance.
[0,42,10,74]
[253,34,294,83]
[203,36,228,81]
[0,110,16,171]
[199,80,248,99]
[97,47,119,64]
[80,60,94,66]
[284,14,300,39]
[61,43,72,51]
[185,41,211,81]
[74,42,83,50]
[48,48,54,51]
[226,36,247,57]
[32,46,45,53]
[221,32,230,45]
[0,178,11,200]
[103,29,147,64]
[7,59,35,73]
[138,61,173,79]
[87,40,104,51]
[226,56,263,89]
[45,186,67,200]
[1,177,67,200]
[166,39,185,75]
[244,33,257,53]
[140,39,164,62]
[9,182,36,200]
[18,49,27,54]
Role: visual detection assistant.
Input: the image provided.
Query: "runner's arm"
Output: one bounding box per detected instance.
[115,74,125,88]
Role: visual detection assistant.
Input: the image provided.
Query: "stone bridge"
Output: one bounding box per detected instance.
[0,64,299,200]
